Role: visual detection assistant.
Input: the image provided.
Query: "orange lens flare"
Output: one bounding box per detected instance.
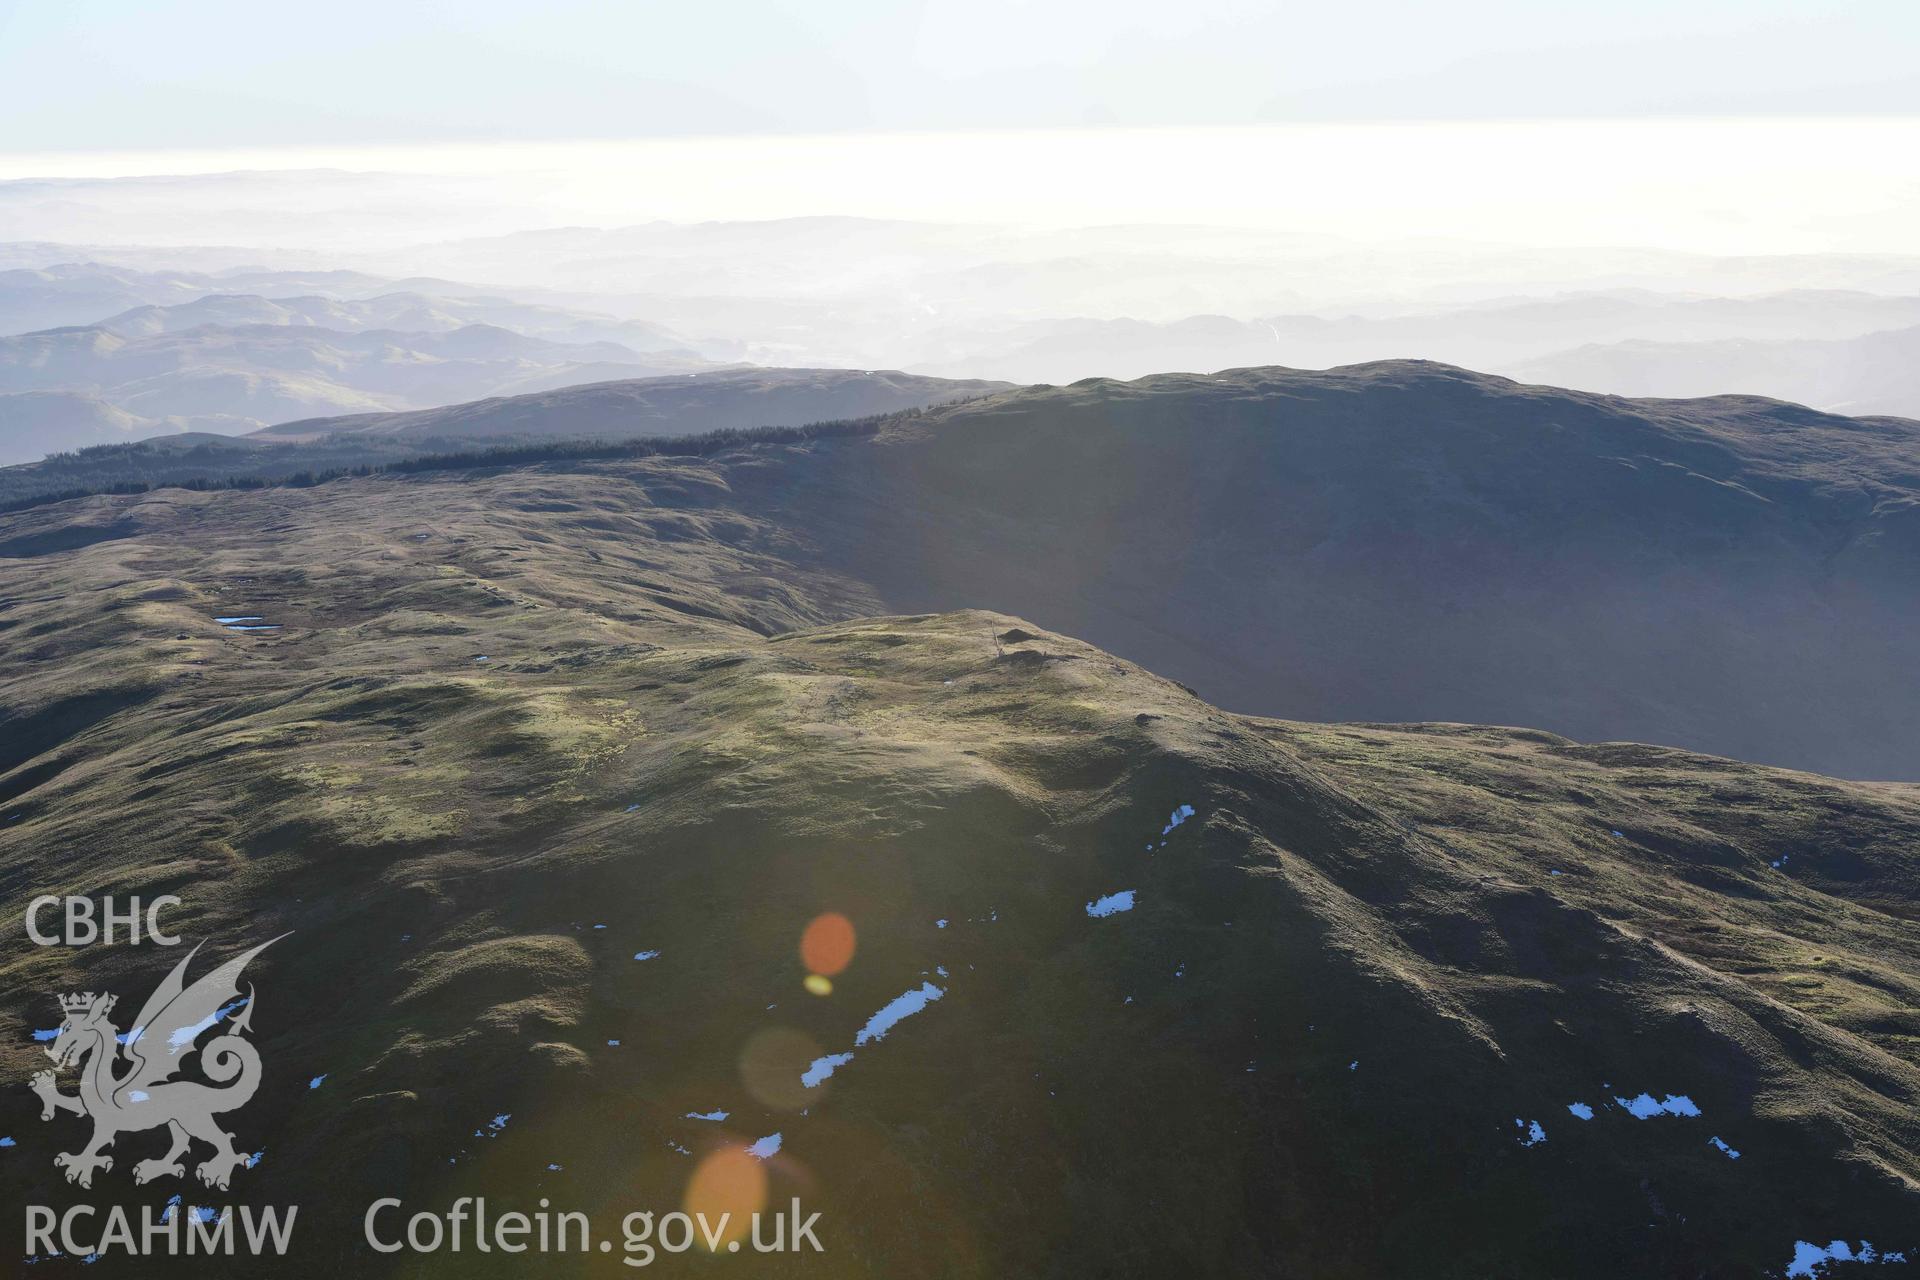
[683,1148,767,1251]
[799,911,856,977]
[739,1027,826,1110]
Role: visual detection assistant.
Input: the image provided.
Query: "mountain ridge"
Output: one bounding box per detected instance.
[8,358,1919,776]
[249,367,1014,442]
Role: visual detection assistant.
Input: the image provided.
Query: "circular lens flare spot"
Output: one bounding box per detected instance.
[684,1148,766,1251]
[800,912,857,977]
[739,1027,825,1111]
[803,974,833,997]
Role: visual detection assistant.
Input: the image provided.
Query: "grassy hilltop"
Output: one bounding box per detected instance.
[0,455,1916,1276]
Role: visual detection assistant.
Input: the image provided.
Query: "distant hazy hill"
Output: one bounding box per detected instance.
[1511,323,1920,418]
[0,321,715,459]
[253,367,1012,442]
[906,291,1920,386]
[0,259,757,460]
[0,390,144,461]
[0,261,407,335]
[92,290,700,354]
[0,262,212,335]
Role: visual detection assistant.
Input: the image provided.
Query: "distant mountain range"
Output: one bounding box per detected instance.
[0,260,460,334]
[903,292,1920,389]
[0,260,752,455]
[89,290,694,352]
[12,253,1920,463]
[0,321,717,461]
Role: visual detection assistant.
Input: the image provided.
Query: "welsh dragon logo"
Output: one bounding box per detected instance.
[29,936,284,1190]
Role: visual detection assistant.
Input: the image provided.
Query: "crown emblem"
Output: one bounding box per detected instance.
[58,993,112,1016]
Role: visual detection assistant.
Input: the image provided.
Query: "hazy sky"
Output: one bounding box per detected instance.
[2,0,1916,151]
[3,2,1917,261]
[4,118,1918,259]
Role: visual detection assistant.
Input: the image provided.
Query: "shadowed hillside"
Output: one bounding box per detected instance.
[704,361,1920,779]
[0,459,1915,1276]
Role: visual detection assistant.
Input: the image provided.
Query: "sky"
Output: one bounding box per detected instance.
[1,0,1916,152]
[0,2,1917,259]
